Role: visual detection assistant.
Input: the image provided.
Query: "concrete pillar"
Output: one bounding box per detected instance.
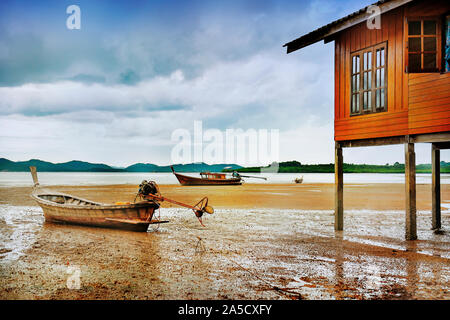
[405,142,417,240]
[335,142,343,231]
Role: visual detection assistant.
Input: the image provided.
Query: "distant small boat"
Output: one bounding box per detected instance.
[294,176,303,184]
[171,166,267,186]
[29,166,162,232]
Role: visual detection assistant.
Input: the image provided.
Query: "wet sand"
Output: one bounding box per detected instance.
[0,183,449,300]
[1,183,449,210]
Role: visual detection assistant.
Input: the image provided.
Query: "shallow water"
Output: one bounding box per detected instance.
[1,171,450,187]
[0,204,449,299]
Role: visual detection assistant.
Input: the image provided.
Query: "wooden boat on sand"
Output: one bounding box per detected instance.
[32,190,160,232]
[29,167,213,232]
[171,166,267,186]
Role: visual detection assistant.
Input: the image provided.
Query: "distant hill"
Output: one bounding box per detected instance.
[224,160,450,174]
[0,158,242,173]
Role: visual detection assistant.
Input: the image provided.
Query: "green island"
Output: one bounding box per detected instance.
[223,160,450,174]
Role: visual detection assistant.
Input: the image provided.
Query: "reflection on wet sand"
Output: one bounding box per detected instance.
[36,222,164,299]
[0,205,449,299]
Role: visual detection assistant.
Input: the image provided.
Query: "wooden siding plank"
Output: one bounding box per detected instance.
[401,6,408,112]
[344,31,350,119]
[336,123,409,137]
[335,110,407,124]
[409,113,450,123]
[335,40,340,121]
[409,84,450,99]
[407,124,450,135]
[409,101,450,114]
[409,96,450,109]
[408,73,450,85]
[335,128,409,141]
[388,10,396,111]
[408,78,450,91]
[340,34,345,120]
[409,90,450,104]
[409,117,450,128]
[395,9,404,110]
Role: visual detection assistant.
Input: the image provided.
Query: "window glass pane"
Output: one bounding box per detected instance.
[356,56,360,72]
[380,89,385,108]
[352,75,355,92]
[381,68,385,86]
[408,21,421,35]
[368,51,372,69]
[368,71,372,89]
[376,90,380,107]
[364,52,367,70]
[423,53,436,69]
[408,53,421,72]
[380,48,385,66]
[408,37,421,52]
[356,74,360,91]
[363,72,367,90]
[363,92,368,110]
[352,56,356,73]
[352,95,355,113]
[423,37,436,51]
[356,93,360,112]
[424,20,436,35]
[368,91,372,109]
[376,49,380,67]
[376,69,380,87]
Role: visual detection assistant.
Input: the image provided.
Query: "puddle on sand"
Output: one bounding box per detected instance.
[0,205,44,263]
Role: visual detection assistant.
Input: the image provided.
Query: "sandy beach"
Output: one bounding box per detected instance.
[0,183,449,300]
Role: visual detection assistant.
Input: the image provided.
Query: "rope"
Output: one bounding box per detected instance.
[148,206,161,232]
[222,253,303,299]
[199,245,303,299]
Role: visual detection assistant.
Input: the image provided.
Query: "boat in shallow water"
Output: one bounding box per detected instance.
[171,166,266,186]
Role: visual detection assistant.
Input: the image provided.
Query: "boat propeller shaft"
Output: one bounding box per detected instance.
[137,180,214,226]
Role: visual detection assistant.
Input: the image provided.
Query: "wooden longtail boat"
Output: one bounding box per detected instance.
[171,166,267,186]
[29,167,161,232]
[29,167,214,231]
[32,190,160,232]
[171,166,242,186]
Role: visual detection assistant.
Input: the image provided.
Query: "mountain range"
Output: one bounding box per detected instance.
[0,158,242,173]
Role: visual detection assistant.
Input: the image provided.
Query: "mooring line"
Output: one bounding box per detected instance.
[199,243,303,299]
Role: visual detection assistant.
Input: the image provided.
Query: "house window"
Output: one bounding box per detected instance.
[351,42,387,115]
[406,17,442,72]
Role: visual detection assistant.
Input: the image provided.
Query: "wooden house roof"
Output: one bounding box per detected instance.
[283,0,414,53]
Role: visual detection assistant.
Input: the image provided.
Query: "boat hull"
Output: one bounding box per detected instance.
[32,193,159,232]
[174,172,242,186]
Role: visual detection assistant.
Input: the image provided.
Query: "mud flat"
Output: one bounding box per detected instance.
[0,183,449,299]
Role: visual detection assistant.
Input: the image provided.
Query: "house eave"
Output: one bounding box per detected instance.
[283,0,414,53]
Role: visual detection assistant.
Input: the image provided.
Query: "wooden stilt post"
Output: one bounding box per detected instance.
[405,140,417,240]
[431,143,441,230]
[335,142,343,231]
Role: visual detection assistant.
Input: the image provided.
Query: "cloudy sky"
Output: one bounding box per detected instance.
[0,0,447,166]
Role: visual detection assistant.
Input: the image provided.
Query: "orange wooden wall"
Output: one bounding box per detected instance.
[334,0,450,142]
